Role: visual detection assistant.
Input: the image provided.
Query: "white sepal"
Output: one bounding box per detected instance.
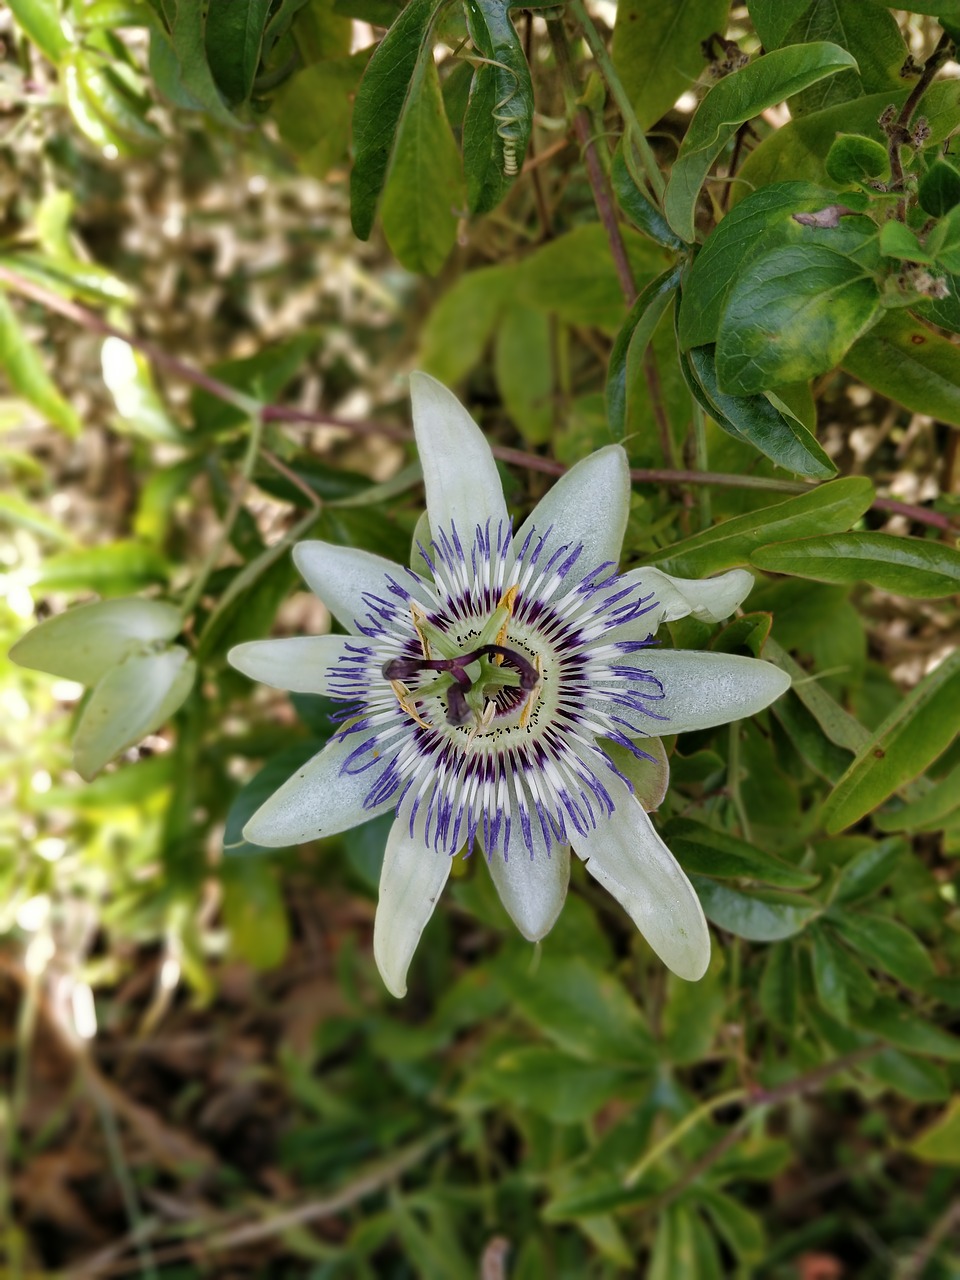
[374,814,453,997]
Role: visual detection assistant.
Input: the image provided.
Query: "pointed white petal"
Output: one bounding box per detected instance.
[574,774,710,980]
[513,446,630,581]
[242,731,394,847]
[603,736,670,811]
[10,598,182,686]
[228,635,356,694]
[73,646,195,780]
[293,541,427,634]
[641,650,791,733]
[409,372,507,540]
[374,815,452,998]
[485,835,570,941]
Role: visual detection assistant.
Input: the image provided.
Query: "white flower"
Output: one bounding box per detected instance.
[229,374,790,997]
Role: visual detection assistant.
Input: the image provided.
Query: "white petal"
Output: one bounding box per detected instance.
[242,731,394,847]
[485,810,570,941]
[620,566,754,626]
[409,372,507,540]
[228,635,356,694]
[374,815,452,998]
[513,446,629,581]
[574,774,710,980]
[640,650,791,733]
[603,736,670,811]
[293,541,428,634]
[73,646,195,780]
[10,598,182,686]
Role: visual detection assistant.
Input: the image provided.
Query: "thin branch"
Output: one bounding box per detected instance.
[2,266,957,523]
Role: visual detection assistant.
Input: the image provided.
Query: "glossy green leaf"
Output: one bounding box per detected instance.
[736,83,960,198]
[823,648,960,832]
[855,998,960,1062]
[832,835,906,903]
[606,266,680,440]
[101,336,184,443]
[919,159,960,217]
[462,0,533,215]
[272,54,367,180]
[664,818,818,889]
[69,52,162,152]
[205,0,272,104]
[678,181,840,349]
[811,926,875,1023]
[611,144,683,250]
[830,912,935,989]
[684,343,837,478]
[1,250,132,308]
[715,246,880,395]
[763,637,871,754]
[758,942,799,1028]
[349,0,441,240]
[752,531,960,598]
[768,0,906,117]
[0,292,81,436]
[875,761,960,833]
[663,42,858,242]
[73,646,196,779]
[747,0,817,48]
[8,0,69,61]
[611,0,729,130]
[825,132,891,185]
[164,0,239,124]
[380,52,462,274]
[842,311,960,426]
[691,877,820,941]
[649,477,874,577]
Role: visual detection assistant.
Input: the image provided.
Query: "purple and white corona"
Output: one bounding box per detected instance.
[229,375,790,996]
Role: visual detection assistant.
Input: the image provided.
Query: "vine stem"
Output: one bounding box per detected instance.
[565,0,665,204]
[1,267,956,526]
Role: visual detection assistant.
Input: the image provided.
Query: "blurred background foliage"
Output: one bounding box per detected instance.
[2,0,960,1275]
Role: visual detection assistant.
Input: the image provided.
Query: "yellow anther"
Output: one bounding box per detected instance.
[410,602,432,659]
[494,584,520,656]
[390,679,432,730]
[465,699,497,745]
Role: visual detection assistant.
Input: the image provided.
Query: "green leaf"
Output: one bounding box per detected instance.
[696,1187,766,1265]
[611,144,684,250]
[30,539,170,594]
[606,266,680,440]
[8,0,69,61]
[714,245,880,394]
[879,219,932,264]
[770,0,906,117]
[811,928,854,1022]
[100,336,184,443]
[683,342,837,478]
[832,836,907,903]
[677,181,840,349]
[758,943,799,1028]
[380,52,463,274]
[919,159,960,217]
[747,0,817,49]
[752,531,960,598]
[691,877,820,941]
[648,476,874,577]
[663,42,859,242]
[419,266,511,384]
[830,912,935,989]
[508,955,656,1065]
[825,132,891,185]
[221,858,290,969]
[272,54,367,180]
[908,1097,960,1166]
[855,997,960,1062]
[842,310,960,426]
[823,648,960,832]
[162,0,240,124]
[664,818,818,889]
[519,224,669,330]
[763,636,871,754]
[0,292,82,436]
[349,0,442,241]
[462,0,533,215]
[460,1047,639,1123]
[611,0,729,131]
[875,760,960,833]
[494,302,553,444]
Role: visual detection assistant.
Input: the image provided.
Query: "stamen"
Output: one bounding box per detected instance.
[390,679,432,729]
[494,584,520,657]
[410,601,432,659]
[519,653,543,729]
